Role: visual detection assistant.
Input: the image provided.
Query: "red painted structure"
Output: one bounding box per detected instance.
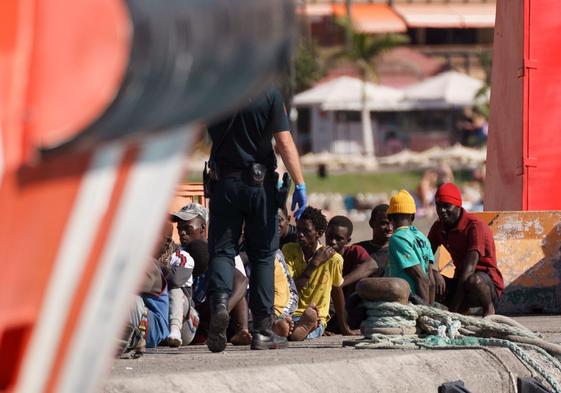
[0,1,295,391]
[485,0,561,210]
[0,2,131,390]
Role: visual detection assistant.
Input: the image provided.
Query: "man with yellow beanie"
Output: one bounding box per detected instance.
[386,190,433,303]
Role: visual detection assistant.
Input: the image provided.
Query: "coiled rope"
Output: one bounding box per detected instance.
[357,301,561,392]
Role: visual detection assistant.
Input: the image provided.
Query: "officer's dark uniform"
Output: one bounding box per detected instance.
[207,88,288,325]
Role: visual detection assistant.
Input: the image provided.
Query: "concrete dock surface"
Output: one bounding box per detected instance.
[106,315,561,393]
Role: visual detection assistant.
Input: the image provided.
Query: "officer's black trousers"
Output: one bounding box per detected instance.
[207,176,279,319]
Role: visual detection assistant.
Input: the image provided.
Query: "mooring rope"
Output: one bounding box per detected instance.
[357,301,561,392]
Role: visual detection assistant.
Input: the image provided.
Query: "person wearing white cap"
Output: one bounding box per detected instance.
[162,203,209,347]
[170,203,252,346]
[170,203,208,247]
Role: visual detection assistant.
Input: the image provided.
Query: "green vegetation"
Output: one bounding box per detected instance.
[186,170,422,195]
[332,19,409,82]
[330,22,410,158]
[186,169,474,196]
[186,172,203,182]
[294,39,325,94]
[304,171,422,195]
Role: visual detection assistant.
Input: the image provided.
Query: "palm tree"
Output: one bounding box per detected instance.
[335,20,408,160]
[344,0,352,51]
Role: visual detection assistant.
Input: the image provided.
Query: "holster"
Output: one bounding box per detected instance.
[203,161,219,198]
[275,172,291,208]
[247,162,266,186]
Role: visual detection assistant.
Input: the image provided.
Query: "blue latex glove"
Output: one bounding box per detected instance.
[291,183,307,219]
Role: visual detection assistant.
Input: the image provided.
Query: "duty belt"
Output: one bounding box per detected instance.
[217,164,273,180]
[219,166,245,178]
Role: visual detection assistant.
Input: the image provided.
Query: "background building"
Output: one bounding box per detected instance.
[293,0,493,155]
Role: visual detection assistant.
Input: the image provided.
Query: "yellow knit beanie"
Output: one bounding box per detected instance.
[388,189,416,215]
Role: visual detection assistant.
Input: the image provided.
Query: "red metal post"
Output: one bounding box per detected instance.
[486,0,561,210]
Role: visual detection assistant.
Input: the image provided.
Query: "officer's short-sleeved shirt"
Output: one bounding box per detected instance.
[207,88,290,169]
[387,226,433,295]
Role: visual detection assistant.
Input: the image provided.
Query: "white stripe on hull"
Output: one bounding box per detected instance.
[16,144,125,393]
[57,126,195,393]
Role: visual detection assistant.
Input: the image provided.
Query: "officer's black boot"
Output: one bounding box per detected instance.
[207,293,230,353]
[251,315,288,350]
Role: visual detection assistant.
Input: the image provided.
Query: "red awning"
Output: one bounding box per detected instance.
[332,4,407,33]
[394,4,495,29]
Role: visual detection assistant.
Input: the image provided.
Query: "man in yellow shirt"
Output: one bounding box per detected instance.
[271,250,299,337]
[282,206,351,340]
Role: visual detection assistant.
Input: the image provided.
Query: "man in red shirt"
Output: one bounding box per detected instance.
[428,183,504,316]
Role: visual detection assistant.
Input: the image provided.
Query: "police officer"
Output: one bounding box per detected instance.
[205,87,306,352]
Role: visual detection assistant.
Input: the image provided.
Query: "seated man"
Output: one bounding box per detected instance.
[171,203,208,246]
[239,232,299,338]
[187,239,251,346]
[354,204,392,275]
[428,183,504,316]
[187,239,211,308]
[120,261,169,356]
[279,205,298,249]
[386,190,433,304]
[228,254,252,346]
[326,215,380,299]
[119,227,172,357]
[157,222,199,347]
[271,249,299,337]
[140,261,170,349]
[185,239,211,344]
[171,204,251,345]
[282,207,350,340]
[165,204,212,346]
[170,204,210,318]
[325,215,377,334]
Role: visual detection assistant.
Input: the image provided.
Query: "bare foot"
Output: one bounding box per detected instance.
[272,319,289,337]
[290,305,319,341]
[230,329,252,346]
[272,316,295,337]
[287,317,295,336]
